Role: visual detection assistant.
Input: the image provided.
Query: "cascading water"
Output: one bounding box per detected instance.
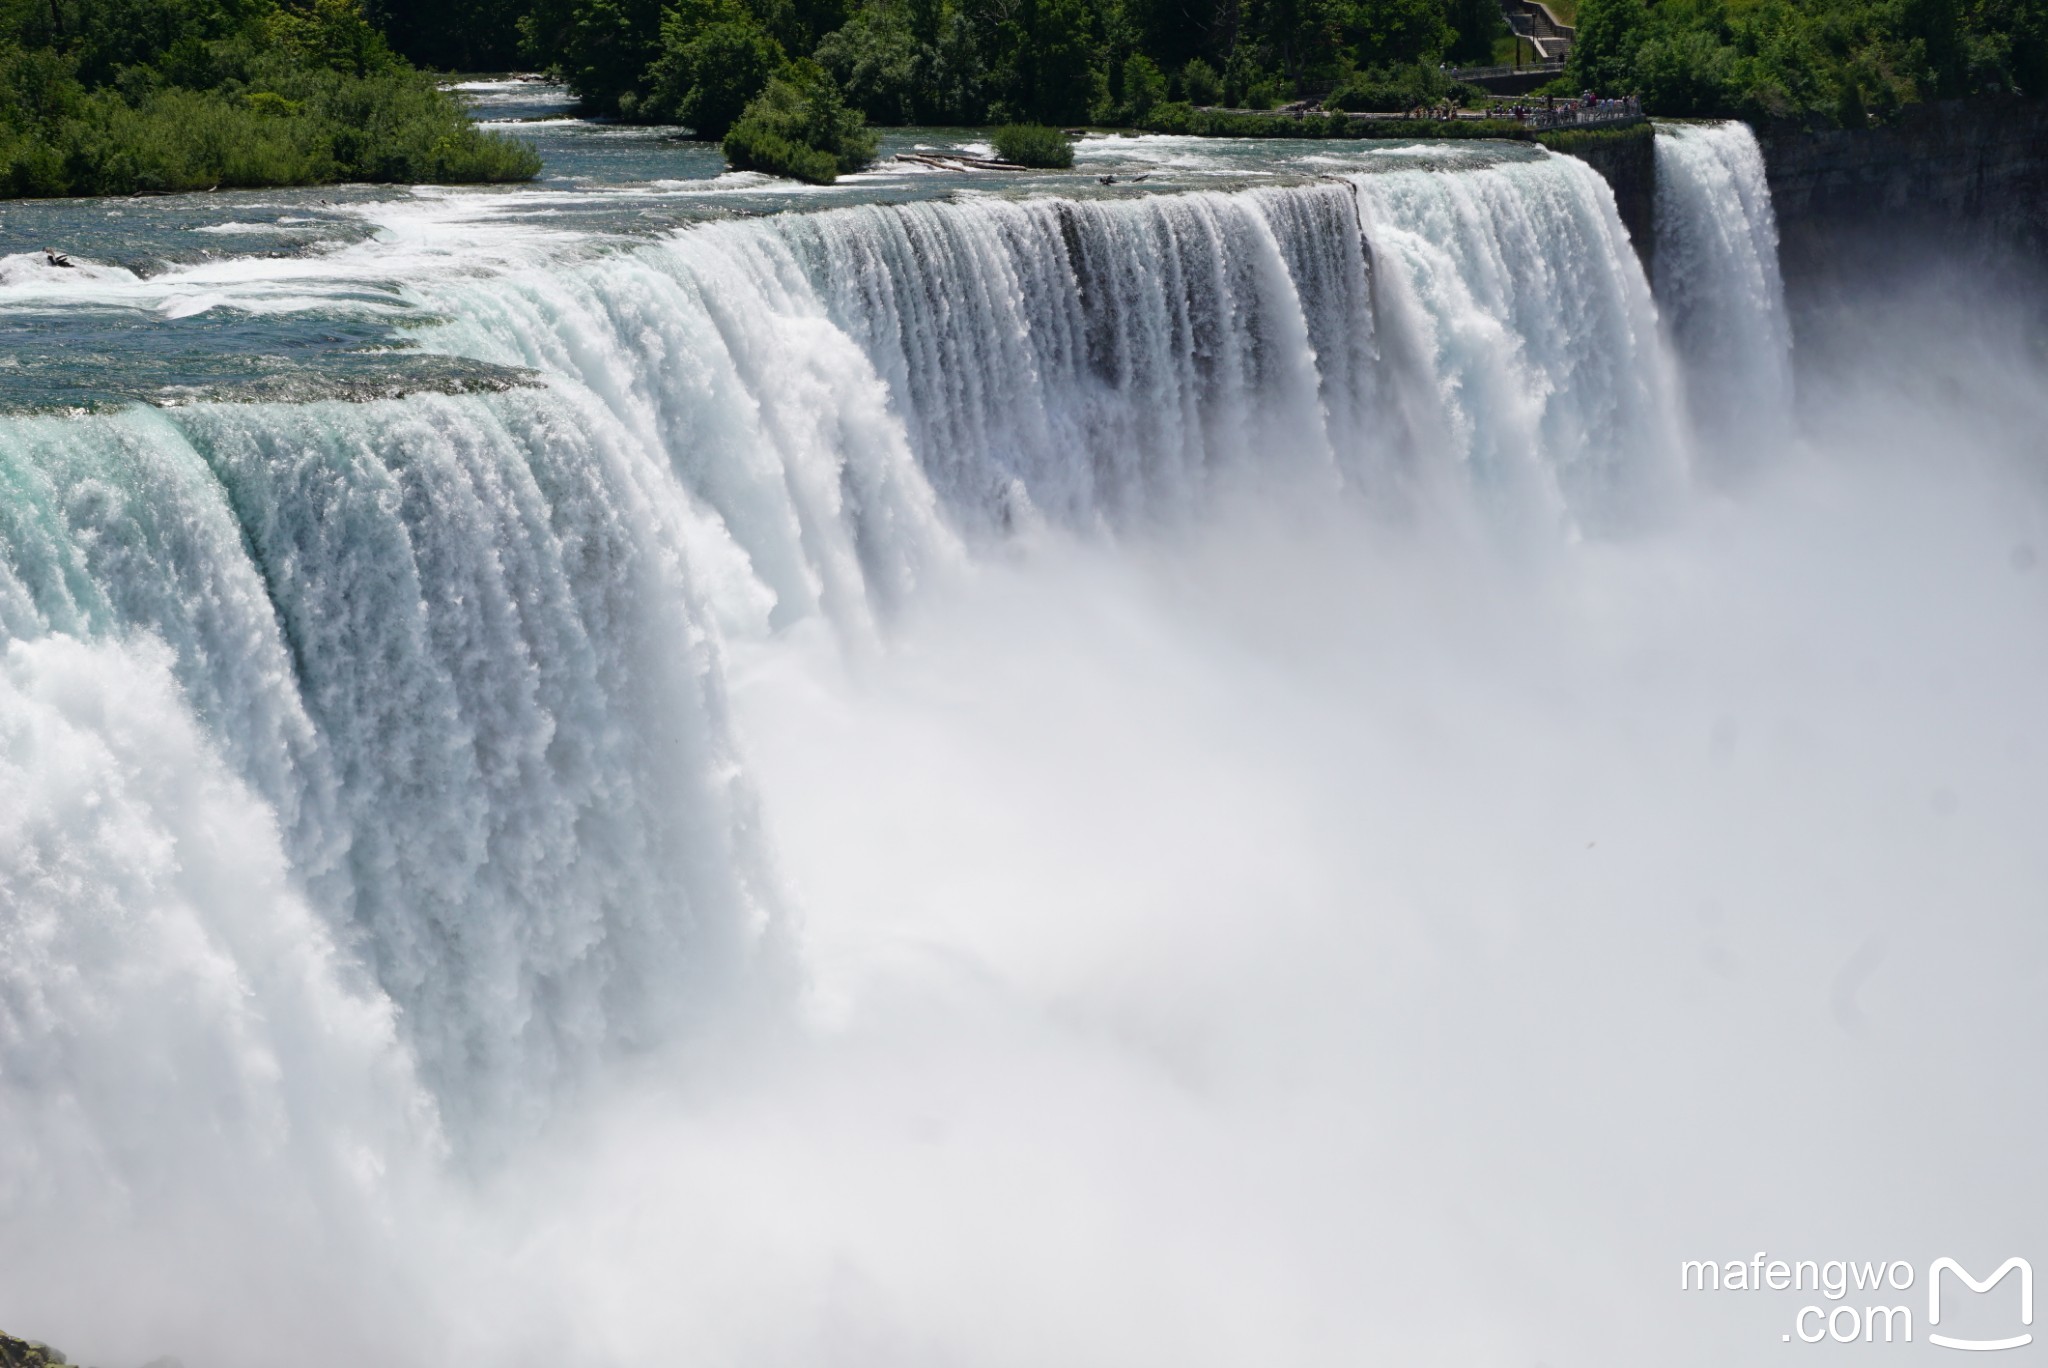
[0,388,784,1143]
[5,127,2037,1368]
[418,149,1685,549]
[1653,121,1796,462]
[0,142,1688,1172]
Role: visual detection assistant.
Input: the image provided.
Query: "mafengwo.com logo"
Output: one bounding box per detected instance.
[1682,1255,2032,1349]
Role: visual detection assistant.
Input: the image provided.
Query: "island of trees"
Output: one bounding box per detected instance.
[1,0,2039,194]
[0,0,539,196]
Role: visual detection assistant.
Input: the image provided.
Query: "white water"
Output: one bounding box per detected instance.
[3,128,2045,1367]
[1654,122,1796,465]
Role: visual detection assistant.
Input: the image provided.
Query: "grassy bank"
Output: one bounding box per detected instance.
[1532,121,1654,153]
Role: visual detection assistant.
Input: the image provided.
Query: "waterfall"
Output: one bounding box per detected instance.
[0,391,783,1141]
[1654,121,1796,464]
[0,142,1777,1189]
[418,150,1687,547]
[1348,150,1689,529]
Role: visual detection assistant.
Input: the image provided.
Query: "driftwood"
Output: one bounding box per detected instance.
[891,152,1031,172]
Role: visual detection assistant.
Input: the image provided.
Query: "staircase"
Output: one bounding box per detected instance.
[1501,0,1575,62]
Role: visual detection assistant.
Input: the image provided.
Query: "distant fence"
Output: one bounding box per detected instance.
[1447,60,1566,82]
[1520,103,1642,130]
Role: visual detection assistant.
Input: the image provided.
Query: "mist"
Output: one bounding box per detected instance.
[2,127,2044,1367]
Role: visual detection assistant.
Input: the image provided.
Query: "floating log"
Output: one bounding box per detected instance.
[891,152,1031,172]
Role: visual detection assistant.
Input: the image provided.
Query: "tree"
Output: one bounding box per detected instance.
[814,4,920,121]
[722,56,877,180]
[1444,0,1504,65]
[544,0,664,113]
[1025,0,1105,121]
[645,0,783,133]
[1117,48,1165,115]
[362,0,528,69]
[1565,0,1647,91]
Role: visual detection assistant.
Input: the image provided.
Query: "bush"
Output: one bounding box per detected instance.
[1180,57,1223,106]
[0,0,540,198]
[722,117,840,181]
[1324,62,1447,113]
[722,60,878,183]
[991,122,1072,166]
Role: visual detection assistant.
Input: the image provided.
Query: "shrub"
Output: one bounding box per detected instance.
[1325,62,1448,113]
[722,117,840,181]
[991,122,1072,166]
[722,60,878,183]
[1180,57,1223,105]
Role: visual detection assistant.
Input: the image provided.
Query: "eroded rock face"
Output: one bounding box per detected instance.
[0,1332,71,1368]
[1756,97,2048,298]
[1561,128,1658,272]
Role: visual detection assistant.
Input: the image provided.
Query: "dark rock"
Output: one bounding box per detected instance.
[1557,128,1657,272]
[0,1331,70,1368]
[1757,97,2048,317]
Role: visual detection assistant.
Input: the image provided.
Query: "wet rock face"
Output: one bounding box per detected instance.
[1757,97,2048,298]
[1563,129,1658,272]
[0,1332,71,1368]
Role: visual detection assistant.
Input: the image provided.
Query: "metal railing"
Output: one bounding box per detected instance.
[1517,102,1643,129]
[1447,59,1566,81]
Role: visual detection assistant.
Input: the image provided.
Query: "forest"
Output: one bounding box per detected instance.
[0,0,538,195]
[445,0,2041,127]
[0,0,2040,195]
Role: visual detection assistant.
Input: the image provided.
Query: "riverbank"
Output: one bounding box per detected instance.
[0,4,540,200]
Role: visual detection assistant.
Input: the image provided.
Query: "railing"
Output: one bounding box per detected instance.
[1518,102,1642,129]
[1447,59,1566,81]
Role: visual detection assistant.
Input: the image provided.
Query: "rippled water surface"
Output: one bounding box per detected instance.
[0,81,1529,411]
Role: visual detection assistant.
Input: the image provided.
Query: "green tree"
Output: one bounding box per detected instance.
[1241,0,1347,92]
[645,0,784,134]
[1444,0,1504,64]
[1181,54,1222,99]
[1565,0,1646,91]
[1116,47,1166,115]
[362,0,528,69]
[1344,0,1453,72]
[547,0,664,113]
[0,0,538,197]
[722,55,877,179]
[814,4,920,120]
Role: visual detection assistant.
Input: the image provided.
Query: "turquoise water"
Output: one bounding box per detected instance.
[0,80,1534,412]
